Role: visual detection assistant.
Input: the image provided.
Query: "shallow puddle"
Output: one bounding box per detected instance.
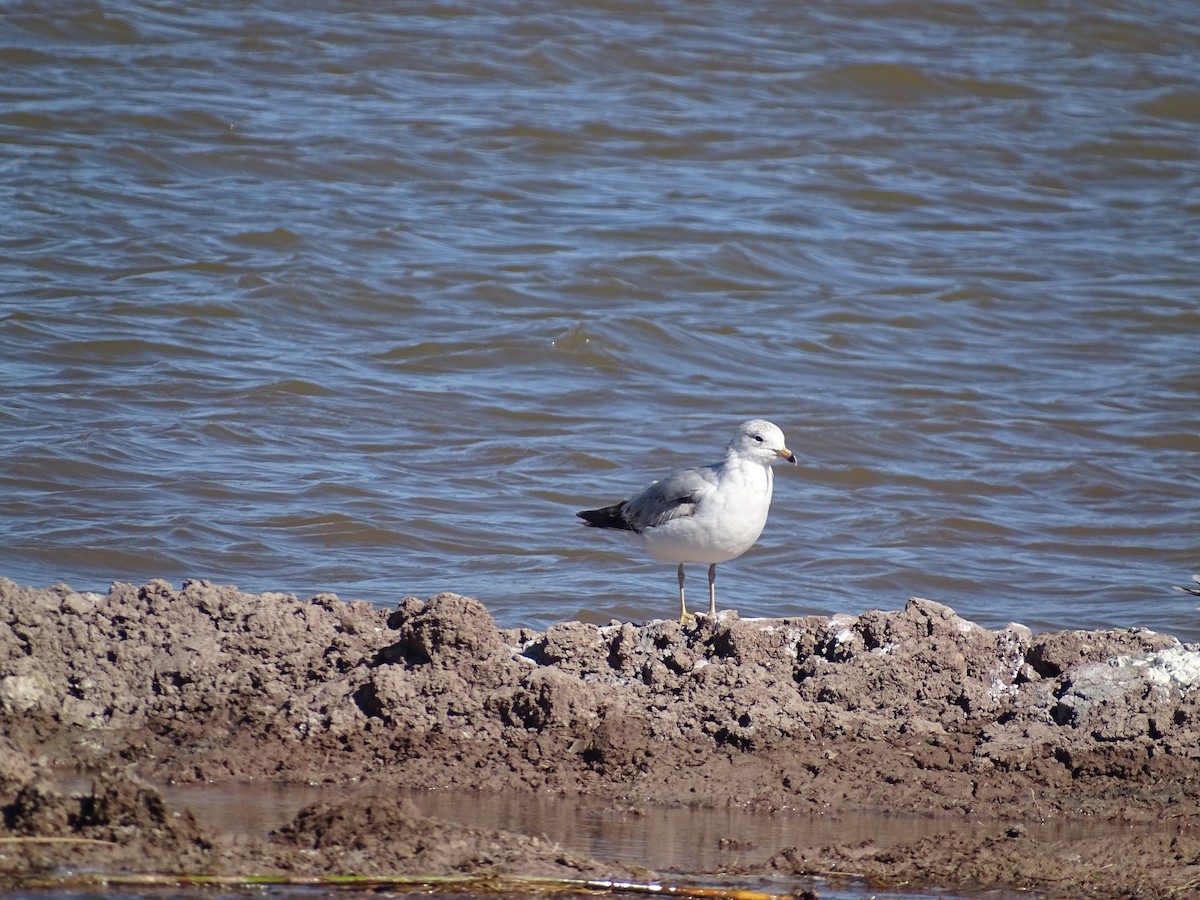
[42,777,1163,897]
[155,782,1048,898]
[163,781,1147,869]
[163,780,956,867]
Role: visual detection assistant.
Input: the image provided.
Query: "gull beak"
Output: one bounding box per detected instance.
[778,446,797,464]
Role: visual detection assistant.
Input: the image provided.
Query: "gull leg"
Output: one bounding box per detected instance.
[677,564,690,623]
[707,563,717,619]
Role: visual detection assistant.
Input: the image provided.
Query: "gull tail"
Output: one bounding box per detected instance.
[577,503,636,532]
[1175,574,1200,597]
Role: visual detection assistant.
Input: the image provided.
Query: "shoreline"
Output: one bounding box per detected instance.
[2,577,1199,896]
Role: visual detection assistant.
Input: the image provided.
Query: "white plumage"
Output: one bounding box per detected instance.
[578,419,796,621]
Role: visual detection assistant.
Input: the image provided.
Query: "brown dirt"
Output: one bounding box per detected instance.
[2,576,1200,897]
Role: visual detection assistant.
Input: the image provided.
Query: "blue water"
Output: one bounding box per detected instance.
[2,1,1198,640]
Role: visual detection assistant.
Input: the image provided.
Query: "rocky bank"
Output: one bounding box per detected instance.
[2,577,1199,897]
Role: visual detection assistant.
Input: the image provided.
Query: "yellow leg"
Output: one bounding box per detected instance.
[677,564,693,623]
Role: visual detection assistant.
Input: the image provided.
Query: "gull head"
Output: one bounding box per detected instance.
[728,419,796,465]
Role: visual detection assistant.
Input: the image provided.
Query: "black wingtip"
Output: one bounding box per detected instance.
[1175,575,1200,596]
[577,503,636,532]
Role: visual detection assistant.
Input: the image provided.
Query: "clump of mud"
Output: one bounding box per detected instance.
[2,577,1199,896]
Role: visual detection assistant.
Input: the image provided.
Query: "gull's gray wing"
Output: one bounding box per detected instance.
[620,464,721,531]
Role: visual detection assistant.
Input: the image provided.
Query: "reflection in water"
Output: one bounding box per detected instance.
[163,781,1151,881]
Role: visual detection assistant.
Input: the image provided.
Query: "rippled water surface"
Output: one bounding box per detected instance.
[3,1,1198,639]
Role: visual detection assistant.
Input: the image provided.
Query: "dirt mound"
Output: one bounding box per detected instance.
[274,795,611,877]
[3,577,1199,895]
[0,772,212,878]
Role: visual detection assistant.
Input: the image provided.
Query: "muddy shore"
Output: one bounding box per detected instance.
[2,577,1199,897]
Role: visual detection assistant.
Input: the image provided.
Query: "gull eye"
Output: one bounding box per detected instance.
[753,434,764,442]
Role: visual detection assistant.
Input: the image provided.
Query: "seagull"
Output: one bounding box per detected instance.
[577,419,796,622]
[1175,575,1200,596]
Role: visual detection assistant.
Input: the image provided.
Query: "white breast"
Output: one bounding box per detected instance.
[640,461,774,565]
